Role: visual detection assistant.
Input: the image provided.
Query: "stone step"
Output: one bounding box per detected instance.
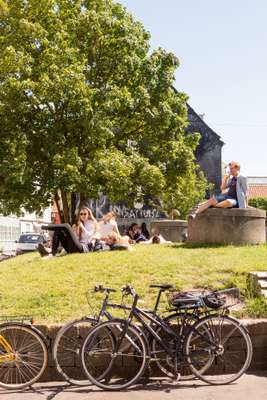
[261,289,267,298]
[258,280,267,289]
[252,272,267,279]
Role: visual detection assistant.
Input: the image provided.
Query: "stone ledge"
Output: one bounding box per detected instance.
[188,207,266,245]
[195,208,266,218]
[34,319,267,382]
[150,219,188,242]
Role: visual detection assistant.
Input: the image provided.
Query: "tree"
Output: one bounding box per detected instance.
[0,0,208,222]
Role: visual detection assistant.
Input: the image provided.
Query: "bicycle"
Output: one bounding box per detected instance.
[80,286,252,390]
[53,285,116,386]
[53,283,192,385]
[0,317,48,389]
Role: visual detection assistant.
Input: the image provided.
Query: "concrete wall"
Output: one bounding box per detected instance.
[150,220,188,242]
[188,208,266,245]
[36,319,267,382]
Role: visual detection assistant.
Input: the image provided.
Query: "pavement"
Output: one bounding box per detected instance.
[0,373,267,400]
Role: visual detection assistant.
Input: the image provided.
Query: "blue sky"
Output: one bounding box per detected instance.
[117,0,267,176]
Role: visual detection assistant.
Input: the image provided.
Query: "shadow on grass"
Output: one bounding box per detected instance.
[172,242,231,249]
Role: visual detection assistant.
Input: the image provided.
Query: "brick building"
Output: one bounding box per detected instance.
[248,177,267,199]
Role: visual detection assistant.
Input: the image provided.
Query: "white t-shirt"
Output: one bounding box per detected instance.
[98,219,118,237]
[80,220,96,244]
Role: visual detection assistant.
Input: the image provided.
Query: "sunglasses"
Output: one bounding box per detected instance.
[80,212,88,216]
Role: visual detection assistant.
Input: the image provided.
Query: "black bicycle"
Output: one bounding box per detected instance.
[53,283,193,385]
[53,285,116,386]
[80,285,252,390]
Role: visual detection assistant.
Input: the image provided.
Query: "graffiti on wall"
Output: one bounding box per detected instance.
[87,195,164,220]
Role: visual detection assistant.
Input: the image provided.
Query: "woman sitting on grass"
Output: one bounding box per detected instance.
[98,212,120,238]
[39,206,98,259]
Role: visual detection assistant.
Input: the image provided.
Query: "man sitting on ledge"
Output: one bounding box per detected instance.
[190,161,248,218]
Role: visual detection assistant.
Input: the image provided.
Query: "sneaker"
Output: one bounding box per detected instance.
[188,212,197,220]
[37,243,50,257]
[56,248,67,257]
[42,253,55,260]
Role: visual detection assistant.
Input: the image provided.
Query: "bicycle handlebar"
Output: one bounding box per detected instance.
[121,285,136,297]
[93,285,116,293]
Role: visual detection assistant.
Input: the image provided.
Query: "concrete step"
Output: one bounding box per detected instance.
[258,280,267,289]
[251,272,267,279]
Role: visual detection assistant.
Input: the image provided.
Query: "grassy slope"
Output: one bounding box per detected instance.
[0,243,267,323]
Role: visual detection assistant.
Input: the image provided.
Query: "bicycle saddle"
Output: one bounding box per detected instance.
[149,284,174,290]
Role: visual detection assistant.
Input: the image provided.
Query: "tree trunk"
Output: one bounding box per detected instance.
[60,189,70,224]
[54,191,63,223]
[80,193,88,206]
[70,192,79,225]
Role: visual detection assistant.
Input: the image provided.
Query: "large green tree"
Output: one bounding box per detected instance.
[0,0,208,222]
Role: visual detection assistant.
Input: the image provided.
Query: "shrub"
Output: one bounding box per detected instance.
[249,197,267,213]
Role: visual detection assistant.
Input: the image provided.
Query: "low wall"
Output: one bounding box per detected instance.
[188,208,266,245]
[37,319,267,382]
[150,219,188,242]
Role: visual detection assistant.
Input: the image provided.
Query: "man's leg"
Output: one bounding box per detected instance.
[44,224,84,254]
[215,200,234,208]
[195,197,218,215]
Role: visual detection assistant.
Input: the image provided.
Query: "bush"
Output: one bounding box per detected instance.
[249,197,267,213]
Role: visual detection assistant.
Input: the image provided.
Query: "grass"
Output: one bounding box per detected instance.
[0,243,267,323]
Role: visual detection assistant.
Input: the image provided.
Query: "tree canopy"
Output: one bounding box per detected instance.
[0,0,208,221]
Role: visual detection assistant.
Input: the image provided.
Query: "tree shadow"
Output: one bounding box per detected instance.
[172,242,231,249]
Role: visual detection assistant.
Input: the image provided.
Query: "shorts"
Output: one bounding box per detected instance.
[215,194,238,207]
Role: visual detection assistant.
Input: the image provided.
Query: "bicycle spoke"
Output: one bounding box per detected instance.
[186,315,252,384]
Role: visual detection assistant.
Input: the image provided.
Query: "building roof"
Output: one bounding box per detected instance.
[248,177,267,198]
[0,216,20,227]
[187,103,224,145]
[248,184,267,199]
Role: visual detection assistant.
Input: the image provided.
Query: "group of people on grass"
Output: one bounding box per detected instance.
[38,160,247,259]
[39,209,167,259]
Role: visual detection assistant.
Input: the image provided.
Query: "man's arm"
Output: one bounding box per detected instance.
[221,175,230,192]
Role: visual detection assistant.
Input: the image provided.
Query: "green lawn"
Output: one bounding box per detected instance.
[0,243,267,323]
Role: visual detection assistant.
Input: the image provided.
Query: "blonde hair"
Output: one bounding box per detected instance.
[229,161,240,170]
[78,207,98,240]
[101,211,116,224]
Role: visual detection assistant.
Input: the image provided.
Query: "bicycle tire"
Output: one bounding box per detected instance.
[81,319,148,390]
[53,317,97,386]
[151,312,199,380]
[0,323,48,389]
[185,315,253,385]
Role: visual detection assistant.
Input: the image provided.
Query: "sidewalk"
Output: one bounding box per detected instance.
[1,373,267,400]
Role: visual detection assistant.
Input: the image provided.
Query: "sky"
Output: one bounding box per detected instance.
[117,0,267,176]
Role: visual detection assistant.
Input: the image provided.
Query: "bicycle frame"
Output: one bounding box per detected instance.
[107,299,228,359]
[0,334,14,362]
[132,306,182,358]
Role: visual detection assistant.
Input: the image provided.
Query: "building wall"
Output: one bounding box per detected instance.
[0,207,52,252]
[0,216,20,252]
[187,104,224,193]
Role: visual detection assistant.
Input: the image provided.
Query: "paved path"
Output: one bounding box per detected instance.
[1,373,267,400]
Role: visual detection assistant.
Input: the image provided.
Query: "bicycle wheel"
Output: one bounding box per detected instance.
[53,317,97,386]
[185,315,253,384]
[151,313,198,380]
[0,323,48,389]
[81,319,148,390]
